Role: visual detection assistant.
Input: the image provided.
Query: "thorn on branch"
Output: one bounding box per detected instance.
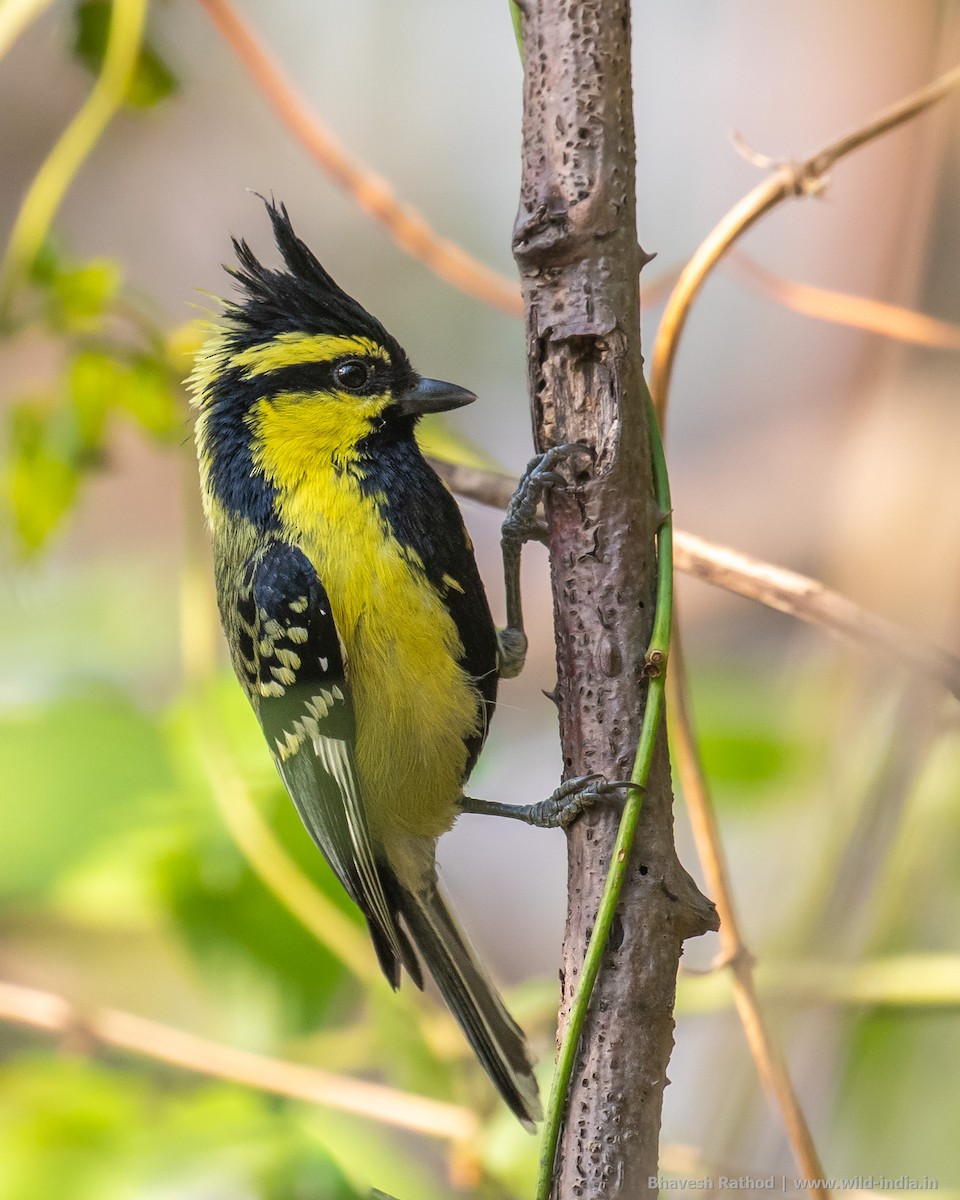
[638,243,658,271]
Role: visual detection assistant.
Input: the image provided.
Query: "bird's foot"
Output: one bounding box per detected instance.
[460,774,640,830]
[498,443,591,680]
[501,443,590,550]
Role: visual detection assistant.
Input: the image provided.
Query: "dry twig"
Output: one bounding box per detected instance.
[669,634,828,1184]
[645,62,960,1193]
[197,0,523,316]
[0,979,478,1143]
[650,62,960,421]
[428,459,960,702]
[674,530,960,701]
[728,254,960,350]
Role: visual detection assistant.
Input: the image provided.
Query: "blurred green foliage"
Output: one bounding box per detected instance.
[0,1057,364,1200]
[2,2,960,1197]
[4,239,184,554]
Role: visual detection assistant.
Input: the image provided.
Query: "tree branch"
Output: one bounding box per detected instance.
[640,60,960,1195]
[428,460,960,703]
[727,254,960,350]
[514,5,717,1196]
[669,636,829,1188]
[0,979,478,1143]
[674,531,960,700]
[196,0,523,316]
[536,398,676,1198]
[649,61,960,422]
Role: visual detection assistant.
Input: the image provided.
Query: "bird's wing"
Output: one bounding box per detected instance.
[240,541,403,965]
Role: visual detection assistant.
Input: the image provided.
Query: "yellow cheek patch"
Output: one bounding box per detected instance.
[247,390,389,487]
[230,333,389,377]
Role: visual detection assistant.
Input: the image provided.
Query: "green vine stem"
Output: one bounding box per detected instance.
[536,388,673,1199]
[0,0,148,319]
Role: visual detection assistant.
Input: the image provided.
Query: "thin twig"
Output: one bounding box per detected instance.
[0,979,478,1143]
[668,638,829,1188]
[427,459,960,702]
[649,61,960,421]
[642,61,960,1196]
[678,953,960,1012]
[196,0,523,316]
[674,529,960,702]
[728,254,960,350]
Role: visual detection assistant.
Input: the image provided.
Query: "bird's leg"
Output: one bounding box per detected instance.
[460,775,639,831]
[498,443,590,679]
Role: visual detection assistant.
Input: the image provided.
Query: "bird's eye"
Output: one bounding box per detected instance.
[334,360,372,391]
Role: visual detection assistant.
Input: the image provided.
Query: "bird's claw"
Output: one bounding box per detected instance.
[502,443,591,547]
[527,773,641,830]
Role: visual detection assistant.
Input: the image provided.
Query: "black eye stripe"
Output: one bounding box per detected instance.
[239,357,386,397]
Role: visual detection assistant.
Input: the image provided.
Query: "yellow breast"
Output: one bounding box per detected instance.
[250,394,482,843]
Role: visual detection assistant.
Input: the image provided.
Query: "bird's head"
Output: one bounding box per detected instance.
[191,199,475,525]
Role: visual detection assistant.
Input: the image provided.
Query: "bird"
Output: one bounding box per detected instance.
[190,199,542,1127]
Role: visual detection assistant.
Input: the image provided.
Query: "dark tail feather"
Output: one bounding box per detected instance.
[366,910,423,991]
[395,883,542,1130]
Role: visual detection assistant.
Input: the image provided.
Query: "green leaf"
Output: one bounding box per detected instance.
[415,413,501,470]
[68,351,114,448]
[3,399,81,552]
[114,355,182,438]
[48,258,121,331]
[72,1,178,109]
[697,728,794,788]
[65,349,182,442]
[681,666,819,806]
[27,237,62,287]
[509,0,525,60]
[0,1056,147,1200]
[155,820,356,1034]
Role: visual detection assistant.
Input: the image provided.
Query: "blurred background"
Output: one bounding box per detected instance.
[2,1,960,1196]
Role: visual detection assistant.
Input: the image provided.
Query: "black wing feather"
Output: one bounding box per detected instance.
[244,541,417,984]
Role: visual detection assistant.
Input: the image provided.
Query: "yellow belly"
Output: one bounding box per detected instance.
[284,472,482,844]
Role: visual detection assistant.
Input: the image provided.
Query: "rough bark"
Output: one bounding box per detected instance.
[512,4,718,1196]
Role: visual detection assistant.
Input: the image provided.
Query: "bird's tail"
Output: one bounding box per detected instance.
[395,882,542,1130]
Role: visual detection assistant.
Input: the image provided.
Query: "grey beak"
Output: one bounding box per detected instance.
[397,376,477,417]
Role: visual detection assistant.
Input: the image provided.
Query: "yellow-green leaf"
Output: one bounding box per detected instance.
[48,258,121,331]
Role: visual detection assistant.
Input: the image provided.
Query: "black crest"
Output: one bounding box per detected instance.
[224,198,405,359]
